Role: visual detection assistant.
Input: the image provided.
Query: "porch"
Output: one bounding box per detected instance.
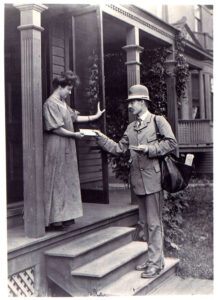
[8,188,138,296]
[8,188,135,251]
[178,119,213,175]
[178,119,213,147]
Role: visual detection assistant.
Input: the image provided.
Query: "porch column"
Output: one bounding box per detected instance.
[122,27,144,88]
[180,88,189,120]
[165,59,179,139]
[122,27,143,205]
[199,70,206,119]
[187,73,193,119]
[14,3,47,238]
[204,73,212,120]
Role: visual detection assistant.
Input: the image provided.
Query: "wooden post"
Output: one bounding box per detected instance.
[204,73,211,120]
[122,27,143,88]
[187,72,193,120]
[123,26,144,204]
[14,4,47,238]
[97,7,109,204]
[165,58,180,158]
[180,87,190,120]
[199,70,206,119]
[165,58,178,139]
[122,26,144,125]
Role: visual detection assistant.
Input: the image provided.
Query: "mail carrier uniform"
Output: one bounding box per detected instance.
[97,110,177,270]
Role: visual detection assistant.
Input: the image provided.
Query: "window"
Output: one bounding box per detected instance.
[194,5,202,32]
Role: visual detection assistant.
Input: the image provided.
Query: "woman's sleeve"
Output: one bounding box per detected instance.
[68,106,80,122]
[43,101,64,131]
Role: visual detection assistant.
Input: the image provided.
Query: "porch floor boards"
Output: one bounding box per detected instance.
[7,188,135,253]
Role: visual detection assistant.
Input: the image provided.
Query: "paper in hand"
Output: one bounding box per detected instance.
[79,129,97,136]
[129,145,147,152]
[129,145,141,151]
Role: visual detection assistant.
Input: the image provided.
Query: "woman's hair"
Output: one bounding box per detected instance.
[52,70,80,89]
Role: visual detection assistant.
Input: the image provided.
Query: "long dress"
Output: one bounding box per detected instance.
[43,96,83,226]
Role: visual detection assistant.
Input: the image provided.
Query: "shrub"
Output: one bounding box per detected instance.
[163,191,189,252]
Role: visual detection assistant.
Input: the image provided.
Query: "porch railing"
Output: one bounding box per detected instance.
[178,119,213,145]
[193,32,213,51]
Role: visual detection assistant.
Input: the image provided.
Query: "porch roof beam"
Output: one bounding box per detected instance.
[186,54,213,71]
[102,4,175,44]
[185,40,213,60]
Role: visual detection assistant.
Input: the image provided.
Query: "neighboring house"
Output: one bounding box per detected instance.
[169,5,213,175]
[5,3,213,296]
[146,4,213,174]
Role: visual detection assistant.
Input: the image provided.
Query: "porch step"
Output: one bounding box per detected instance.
[71,241,147,277]
[99,257,179,296]
[45,226,179,297]
[70,241,147,296]
[45,226,135,270]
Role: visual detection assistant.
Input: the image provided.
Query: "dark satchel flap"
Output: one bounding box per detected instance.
[161,154,193,193]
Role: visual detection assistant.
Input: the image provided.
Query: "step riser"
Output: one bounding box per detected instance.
[47,260,179,297]
[71,251,147,296]
[70,232,134,270]
[46,231,136,296]
[46,232,134,273]
[45,225,179,297]
[46,262,72,295]
[136,265,178,296]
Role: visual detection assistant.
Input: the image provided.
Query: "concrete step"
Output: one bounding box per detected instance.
[45,226,135,270]
[71,241,148,296]
[99,257,179,296]
[149,276,213,295]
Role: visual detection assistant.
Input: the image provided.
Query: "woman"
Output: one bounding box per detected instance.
[43,70,105,231]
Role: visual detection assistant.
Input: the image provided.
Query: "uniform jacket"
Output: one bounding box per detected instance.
[97,111,178,195]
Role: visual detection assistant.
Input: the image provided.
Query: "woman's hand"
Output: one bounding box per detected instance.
[74,132,85,139]
[53,127,84,139]
[95,102,105,119]
[76,102,105,123]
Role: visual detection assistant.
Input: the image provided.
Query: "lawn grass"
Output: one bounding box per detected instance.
[165,183,213,279]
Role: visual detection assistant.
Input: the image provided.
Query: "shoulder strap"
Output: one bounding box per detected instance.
[154,115,163,140]
[154,115,159,133]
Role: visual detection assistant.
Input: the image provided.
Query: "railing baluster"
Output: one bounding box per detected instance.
[178,119,212,145]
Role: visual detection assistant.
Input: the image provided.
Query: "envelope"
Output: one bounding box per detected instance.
[79,129,97,136]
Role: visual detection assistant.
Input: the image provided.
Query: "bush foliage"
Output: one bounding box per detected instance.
[163,191,190,251]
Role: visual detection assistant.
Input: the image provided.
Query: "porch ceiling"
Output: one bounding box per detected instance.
[44,3,91,17]
[103,13,129,48]
[103,12,169,51]
[43,4,171,50]
[140,30,170,49]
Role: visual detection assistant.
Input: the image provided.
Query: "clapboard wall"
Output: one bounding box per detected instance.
[49,18,68,82]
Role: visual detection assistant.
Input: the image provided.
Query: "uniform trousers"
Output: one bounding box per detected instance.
[136,190,164,269]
